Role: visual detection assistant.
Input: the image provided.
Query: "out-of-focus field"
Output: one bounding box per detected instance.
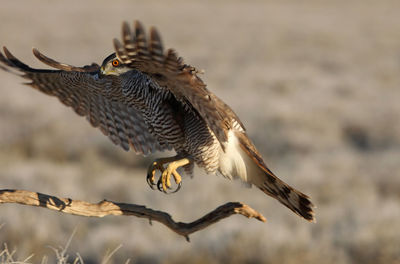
[1,0,400,263]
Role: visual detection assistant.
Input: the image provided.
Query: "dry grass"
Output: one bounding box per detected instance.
[1,0,400,263]
[0,227,127,264]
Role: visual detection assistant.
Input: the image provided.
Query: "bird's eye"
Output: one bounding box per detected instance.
[112,59,120,67]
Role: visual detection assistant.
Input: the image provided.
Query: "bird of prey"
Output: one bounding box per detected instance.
[0,21,315,222]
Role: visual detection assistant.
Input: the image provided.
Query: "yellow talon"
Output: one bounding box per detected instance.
[146,157,190,193]
[146,160,166,188]
[172,171,182,185]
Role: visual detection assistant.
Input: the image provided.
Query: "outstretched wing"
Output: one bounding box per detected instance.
[0,47,169,155]
[113,21,245,146]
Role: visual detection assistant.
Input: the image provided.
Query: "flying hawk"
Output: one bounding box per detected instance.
[0,21,315,222]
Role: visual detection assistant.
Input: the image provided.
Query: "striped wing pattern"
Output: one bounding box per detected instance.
[0,47,169,155]
[113,21,241,145]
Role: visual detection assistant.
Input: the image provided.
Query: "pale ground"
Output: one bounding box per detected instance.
[0,0,400,263]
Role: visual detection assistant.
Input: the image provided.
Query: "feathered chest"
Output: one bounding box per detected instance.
[116,70,187,147]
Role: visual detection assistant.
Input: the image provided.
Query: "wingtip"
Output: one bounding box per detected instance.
[113,38,123,50]
[122,21,132,43]
[134,20,144,29]
[149,26,162,42]
[0,46,33,73]
[134,20,146,37]
[122,21,130,32]
[0,47,6,60]
[2,47,27,67]
[149,26,157,33]
[3,46,13,59]
[32,47,41,59]
[31,47,50,64]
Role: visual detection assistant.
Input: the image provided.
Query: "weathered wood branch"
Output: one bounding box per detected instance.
[0,189,266,241]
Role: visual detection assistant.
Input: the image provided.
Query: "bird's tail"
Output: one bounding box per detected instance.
[221,130,315,222]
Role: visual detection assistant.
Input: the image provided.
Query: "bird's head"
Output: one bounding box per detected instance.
[100,53,130,76]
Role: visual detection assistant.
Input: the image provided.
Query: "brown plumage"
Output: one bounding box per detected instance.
[0,20,315,222]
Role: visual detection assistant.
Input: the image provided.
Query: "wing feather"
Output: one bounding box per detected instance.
[0,47,169,155]
[32,48,100,72]
[149,27,164,65]
[113,21,245,145]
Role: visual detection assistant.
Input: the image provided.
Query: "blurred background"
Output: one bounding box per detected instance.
[1,0,400,263]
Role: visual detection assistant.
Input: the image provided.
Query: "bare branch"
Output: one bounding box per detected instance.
[0,189,266,241]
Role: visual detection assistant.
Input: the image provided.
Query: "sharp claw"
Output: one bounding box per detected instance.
[155,177,180,194]
[172,181,182,193]
[147,177,156,190]
[157,179,163,192]
[156,179,167,193]
[146,172,156,190]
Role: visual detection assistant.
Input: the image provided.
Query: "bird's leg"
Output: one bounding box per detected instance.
[146,156,191,193]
